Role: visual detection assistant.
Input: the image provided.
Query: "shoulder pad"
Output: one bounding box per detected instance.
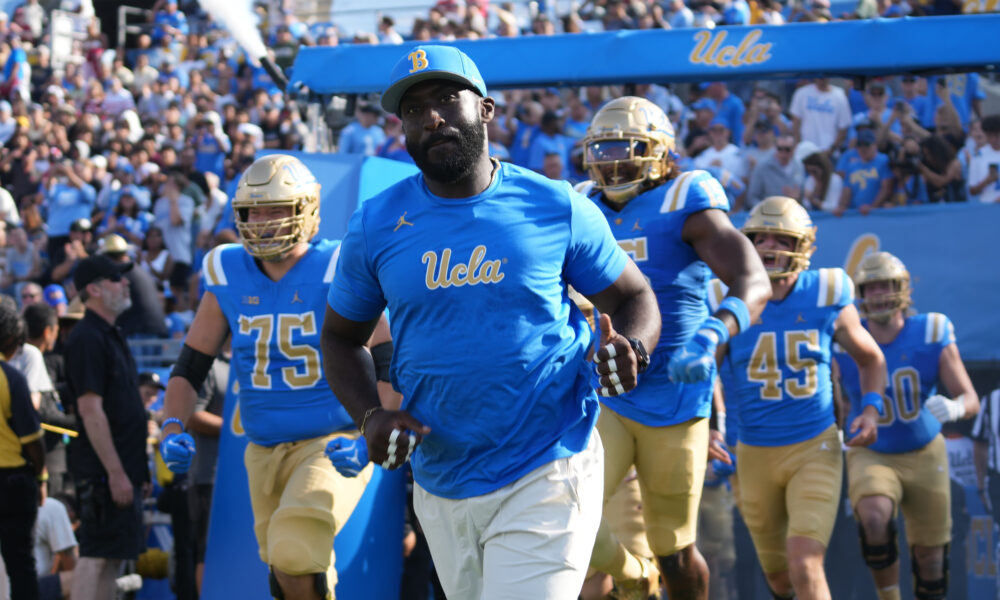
[659,170,728,214]
[202,243,242,287]
[817,267,854,307]
[573,180,596,196]
[924,312,954,345]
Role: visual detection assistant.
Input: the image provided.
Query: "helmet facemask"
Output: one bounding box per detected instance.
[854,252,912,322]
[234,196,319,261]
[742,196,816,280]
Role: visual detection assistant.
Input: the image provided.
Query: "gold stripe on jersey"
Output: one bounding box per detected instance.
[203,247,226,287]
[817,268,841,307]
[662,171,696,213]
[708,279,728,313]
[925,312,946,344]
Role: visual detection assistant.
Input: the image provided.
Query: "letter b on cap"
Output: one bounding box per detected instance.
[408,50,429,73]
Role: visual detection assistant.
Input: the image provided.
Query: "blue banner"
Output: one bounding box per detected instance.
[731,203,1000,361]
[290,16,1000,94]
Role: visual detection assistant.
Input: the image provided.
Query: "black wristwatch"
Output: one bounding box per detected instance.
[626,337,650,373]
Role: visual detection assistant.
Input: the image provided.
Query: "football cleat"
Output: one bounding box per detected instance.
[853,251,912,322]
[742,196,816,279]
[233,154,321,260]
[583,96,676,205]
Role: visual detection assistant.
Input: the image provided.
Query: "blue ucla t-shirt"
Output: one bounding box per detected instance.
[720,268,853,447]
[329,162,628,499]
[202,240,353,447]
[835,312,954,454]
[837,149,890,209]
[583,170,729,427]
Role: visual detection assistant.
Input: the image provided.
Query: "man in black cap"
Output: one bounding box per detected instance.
[99,233,167,340]
[64,254,150,600]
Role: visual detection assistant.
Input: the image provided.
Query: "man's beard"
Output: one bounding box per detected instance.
[407,117,486,185]
[101,287,132,316]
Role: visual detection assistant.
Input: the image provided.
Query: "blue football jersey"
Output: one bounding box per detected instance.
[717,268,853,447]
[583,170,729,427]
[834,313,954,454]
[328,162,628,500]
[202,240,353,447]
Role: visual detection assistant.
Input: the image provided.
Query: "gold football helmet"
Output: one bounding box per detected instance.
[233,155,321,260]
[854,251,911,321]
[742,196,816,279]
[582,96,676,205]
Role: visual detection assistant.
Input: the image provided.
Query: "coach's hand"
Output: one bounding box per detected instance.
[160,432,196,474]
[364,410,430,471]
[593,312,640,397]
[668,316,728,383]
[846,405,879,447]
[326,436,369,477]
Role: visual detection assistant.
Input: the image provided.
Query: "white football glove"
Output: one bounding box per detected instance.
[925,394,966,423]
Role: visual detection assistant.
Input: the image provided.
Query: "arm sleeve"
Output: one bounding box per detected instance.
[562,187,628,296]
[5,364,41,443]
[327,207,387,321]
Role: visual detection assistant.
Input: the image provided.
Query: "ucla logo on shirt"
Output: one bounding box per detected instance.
[423,245,505,290]
[850,167,879,190]
[689,29,772,68]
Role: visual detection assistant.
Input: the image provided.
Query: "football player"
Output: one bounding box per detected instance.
[712,196,887,600]
[580,96,772,600]
[157,155,391,600]
[834,252,978,600]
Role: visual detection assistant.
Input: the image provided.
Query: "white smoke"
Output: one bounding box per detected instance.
[198,0,268,63]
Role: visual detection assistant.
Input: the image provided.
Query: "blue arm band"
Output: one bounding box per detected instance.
[699,315,731,346]
[162,417,185,432]
[861,392,885,416]
[717,296,751,334]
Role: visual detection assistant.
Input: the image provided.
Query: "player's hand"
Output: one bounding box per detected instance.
[668,316,727,384]
[846,408,878,447]
[925,394,966,423]
[364,409,430,471]
[592,312,640,397]
[325,436,369,478]
[859,204,873,216]
[160,432,196,474]
[708,429,731,464]
[707,453,736,481]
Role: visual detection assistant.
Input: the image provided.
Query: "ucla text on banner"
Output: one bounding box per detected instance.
[291,16,1000,94]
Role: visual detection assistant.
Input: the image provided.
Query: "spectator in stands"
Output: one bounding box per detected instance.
[151,0,188,46]
[926,74,984,132]
[5,225,40,290]
[35,491,78,600]
[790,78,852,153]
[528,111,572,178]
[43,161,97,270]
[852,82,902,148]
[917,134,966,203]
[508,99,544,167]
[152,171,194,302]
[801,151,843,211]
[968,114,1000,204]
[684,97,716,158]
[0,292,43,600]
[20,281,43,309]
[66,254,149,600]
[834,128,891,215]
[743,118,778,180]
[665,0,696,27]
[338,103,386,155]
[746,135,804,210]
[898,75,929,122]
[885,138,930,206]
[139,225,173,289]
[50,218,95,287]
[694,117,745,181]
[703,82,746,145]
[100,187,154,247]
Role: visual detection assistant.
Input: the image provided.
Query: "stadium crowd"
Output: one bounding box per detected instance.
[0,0,997,599]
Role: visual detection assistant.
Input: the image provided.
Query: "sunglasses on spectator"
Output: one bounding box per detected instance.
[98,273,124,283]
[21,291,40,299]
[869,89,885,97]
[776,145,794,152]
